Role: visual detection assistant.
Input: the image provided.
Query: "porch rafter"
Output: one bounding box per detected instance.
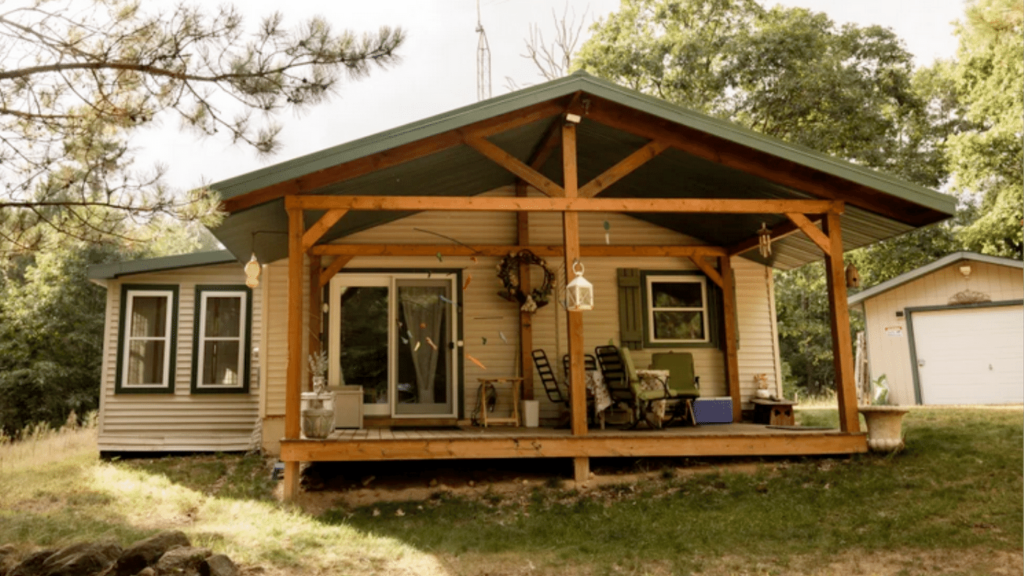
[302,209,348,252]
[785,212,832,254]
[283,194,843,215]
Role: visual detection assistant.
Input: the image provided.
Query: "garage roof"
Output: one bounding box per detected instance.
[849,252,1024,306]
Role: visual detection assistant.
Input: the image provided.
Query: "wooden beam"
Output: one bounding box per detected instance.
[283,206,305,501]
[720,255,741,423]
[528,118,563,170]
[309,255,322,355]
[563,122,588,438]
[285,194,841,214]
[578,140,669,198]
[319,256,352,288]
[311,244,728,258]
[823,212,860,433]
[280,431,869,461]
[785,213,831,254]
[220,99,565,213]
[584,96,940,225]
[465,135,566,197]
[516,182,534,401]
[688,255,723,288]
[302,209,348,252]
[727,219,806,256]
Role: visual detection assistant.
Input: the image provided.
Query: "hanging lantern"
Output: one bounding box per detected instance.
[244,252,261,289]
[757,222,772,258]
[565,259,594,312]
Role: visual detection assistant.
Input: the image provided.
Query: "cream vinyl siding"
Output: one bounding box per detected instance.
[98,264,260,452]
[860,261,1024,405]
[262,187,782,422]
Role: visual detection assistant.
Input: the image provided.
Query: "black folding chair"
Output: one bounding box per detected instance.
[531,349,568,407]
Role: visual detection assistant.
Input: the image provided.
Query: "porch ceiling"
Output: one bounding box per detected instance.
[210,72,953,269]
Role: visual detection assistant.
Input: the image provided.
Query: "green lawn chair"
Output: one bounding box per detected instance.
[651,352,700,426]
[621,347,672,429]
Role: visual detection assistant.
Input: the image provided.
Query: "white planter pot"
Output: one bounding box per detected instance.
[858,405,909,452]
[302,408,334,439]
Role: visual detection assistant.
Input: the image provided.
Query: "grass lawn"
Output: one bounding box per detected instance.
[1,408,1021,575]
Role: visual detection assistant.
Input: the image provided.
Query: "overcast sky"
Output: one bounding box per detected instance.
[130,0,968,192]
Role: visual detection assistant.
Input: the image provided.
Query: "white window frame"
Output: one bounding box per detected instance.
[645,275,710,344]
[121,289,175,390]
[195,289,248,390]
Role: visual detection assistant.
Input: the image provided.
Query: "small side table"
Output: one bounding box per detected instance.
[751,398,796,426]
[478,377,523,427]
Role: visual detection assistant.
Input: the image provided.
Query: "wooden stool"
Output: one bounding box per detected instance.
[751,398,796,426]
[477,377,523,427]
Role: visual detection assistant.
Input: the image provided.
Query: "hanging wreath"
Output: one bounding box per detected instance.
[496,250,555,312]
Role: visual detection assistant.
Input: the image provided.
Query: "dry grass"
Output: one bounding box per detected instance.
[0,413,98,473]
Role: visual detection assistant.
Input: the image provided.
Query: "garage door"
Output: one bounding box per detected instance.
[911,304,1024,405]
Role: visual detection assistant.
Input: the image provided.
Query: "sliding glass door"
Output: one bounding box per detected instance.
[330,273,457,418]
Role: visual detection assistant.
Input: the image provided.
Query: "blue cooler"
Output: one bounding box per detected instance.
[694,397,733,424]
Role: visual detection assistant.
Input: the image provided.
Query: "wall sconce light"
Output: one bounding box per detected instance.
[566,259,594,311]
[244,253,261,289]
[959,264,972,279]
[757,222,772,258]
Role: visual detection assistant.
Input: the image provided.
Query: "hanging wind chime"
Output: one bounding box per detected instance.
[757,222,772,258]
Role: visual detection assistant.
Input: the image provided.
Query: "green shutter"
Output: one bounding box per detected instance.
[617,268,643,350]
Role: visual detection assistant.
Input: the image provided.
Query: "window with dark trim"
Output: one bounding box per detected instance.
[116,285,178,394]
[639,271,722,349]
[191,285,252,394]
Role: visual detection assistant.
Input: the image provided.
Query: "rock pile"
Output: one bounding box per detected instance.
[0,531,240,576]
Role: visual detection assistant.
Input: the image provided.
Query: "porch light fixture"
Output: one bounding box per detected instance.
[757,222,772,258]
[244,253,261,289]
[565,259,594,312]
[565,113,582,124]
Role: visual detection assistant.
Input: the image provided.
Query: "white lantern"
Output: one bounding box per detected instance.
[244,252,261,289]
[566,259,594,311]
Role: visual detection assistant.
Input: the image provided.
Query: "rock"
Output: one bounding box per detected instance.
[115,531,191,576]
[40,541,122,576]
[154,547,211,576]
[1,544,20,576]
[8,549,56,576]
[199,554,237,576]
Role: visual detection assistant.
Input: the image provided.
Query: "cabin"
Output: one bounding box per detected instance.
[849,252,1023,405]
[88,72,955,499]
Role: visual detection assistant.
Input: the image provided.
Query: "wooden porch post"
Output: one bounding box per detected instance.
[517,182,534,400]
[822,212,860,433]
[283,206,305,500]
[719,255,742,422]
[561,120,589,483]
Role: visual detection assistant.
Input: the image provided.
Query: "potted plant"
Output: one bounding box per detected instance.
[858,375,909,452]
[302,350,334,439]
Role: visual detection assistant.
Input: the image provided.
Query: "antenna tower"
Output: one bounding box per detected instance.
[476,0,492,101]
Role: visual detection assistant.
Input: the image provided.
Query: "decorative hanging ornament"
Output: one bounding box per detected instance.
[244,253,261,289]
[757,222,772,258]
[566,259,594,312]
[496,250,555,312]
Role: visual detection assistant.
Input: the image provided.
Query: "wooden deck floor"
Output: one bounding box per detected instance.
[280,423,868,462]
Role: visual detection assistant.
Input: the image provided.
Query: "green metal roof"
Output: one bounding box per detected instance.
[88,250,237,281]
[208,71,957,268]
[848,252,1024,306]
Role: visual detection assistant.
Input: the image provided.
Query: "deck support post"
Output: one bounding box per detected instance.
[284,205,305,501]
[573,457,590,486]
[517,182,534,400]
[562,121,587,437]
[719,255,742,422]
[822,211,860,433]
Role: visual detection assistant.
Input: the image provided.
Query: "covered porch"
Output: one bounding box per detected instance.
[208,73,955,500]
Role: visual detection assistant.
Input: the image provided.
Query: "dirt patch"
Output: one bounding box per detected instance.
[293,457,778,513]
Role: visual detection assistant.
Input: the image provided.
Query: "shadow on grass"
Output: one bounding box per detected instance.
[316,409,1023,573]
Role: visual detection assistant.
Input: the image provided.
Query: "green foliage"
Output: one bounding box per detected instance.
[946,0,1024,258]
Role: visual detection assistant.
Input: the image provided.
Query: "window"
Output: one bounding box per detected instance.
[646,275,710,344]
[116,285,178,393]
[192,286,251,393]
